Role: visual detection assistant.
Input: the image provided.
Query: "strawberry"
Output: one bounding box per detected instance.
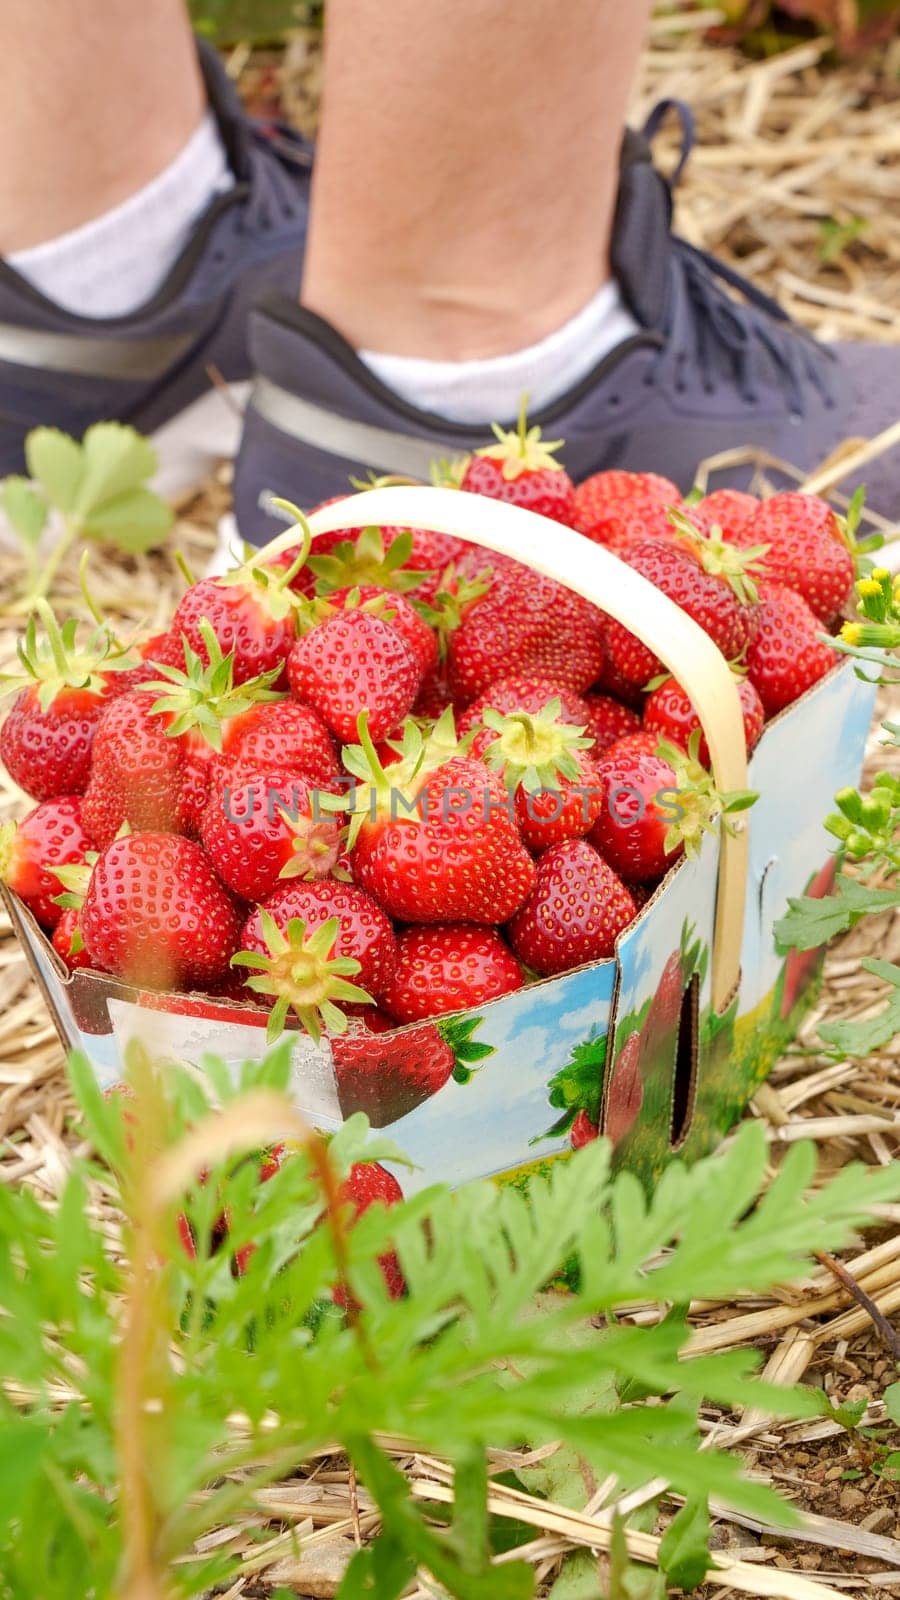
[573,469,680,535]
[218,699,339,787]
[200,765,345,902]
[456,677,592,737]
[287,609,421,743]
[108,630,185,698]
[235,880,398,1038]
[382,924,524,1023]
[691,488,759,542]
[461,404,577,526]
[640,947,686,1066]
[473,699,603,850]
[447,564,606,705]
[334,1159,406,1305]
[172,546,306,687]
[569,1109,600,1148]
[331,1012,491,1125]
[740,491,854,625]
[81,627,283,846]
[325,585,438,678]
[744,581,836,714]
[602,521,763,690]
[80,832,242,990]
[603,730,664,762]
[342,715,536,924]
[0,796,94,928]
[588,747,683,882]
[582,694,642,754]
[0,605,134,801]
[605,1031,643,1144]
[643,673,764,764]
[52,906,93,972]
[507,838,636,976]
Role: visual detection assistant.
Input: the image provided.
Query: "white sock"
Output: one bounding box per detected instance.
[359,281,640,423]
[8,111,234,319]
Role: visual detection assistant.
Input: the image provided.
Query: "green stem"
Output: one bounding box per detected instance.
[16,515,79,612]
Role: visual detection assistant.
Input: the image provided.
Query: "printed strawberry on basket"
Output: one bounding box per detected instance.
[0,416,881,1192]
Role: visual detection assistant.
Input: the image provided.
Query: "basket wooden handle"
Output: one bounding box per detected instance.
[254,486,749,1013]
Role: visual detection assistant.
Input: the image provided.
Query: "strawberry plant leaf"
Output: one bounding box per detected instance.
[818,958,900,1054]
[774,874,900,951]
[885,1382,900,1425]
[81,486,173,553]
[0,476,47,547]
[25,427,83,513]
[73,421,158,518]
[658,1496,710,1590]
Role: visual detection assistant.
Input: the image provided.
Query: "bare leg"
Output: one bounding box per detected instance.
[0,0,205,251]
[302,0,652,360]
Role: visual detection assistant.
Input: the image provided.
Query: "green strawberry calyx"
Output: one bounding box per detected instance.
[479,700,592,794]
[214,513,312,622]
[654,730,758,859]
[436,1014,495,1085]
[50,852,99,913]
[330,708,470,848]
[307,523,436,598]
[231,911,373,1045]
[416,567,493,658]
[274,807,350,884]
[137,620,284,752]
[667,507,769,607]
[475,396,565,482]
[0,599,137,710]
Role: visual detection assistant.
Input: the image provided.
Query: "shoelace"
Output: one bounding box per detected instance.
[643,100,837,417]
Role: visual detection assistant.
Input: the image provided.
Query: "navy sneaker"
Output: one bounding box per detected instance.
[233,103,900,540]
[0,39,311,480]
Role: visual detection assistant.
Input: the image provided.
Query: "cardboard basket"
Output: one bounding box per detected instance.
[1,487,878,1192]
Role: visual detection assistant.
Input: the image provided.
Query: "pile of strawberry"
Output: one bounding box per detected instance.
[0,416,856,1044]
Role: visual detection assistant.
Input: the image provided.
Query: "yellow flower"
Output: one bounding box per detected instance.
[841,622,862,645]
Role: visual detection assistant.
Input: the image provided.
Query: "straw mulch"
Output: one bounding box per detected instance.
[2,12,900,1597]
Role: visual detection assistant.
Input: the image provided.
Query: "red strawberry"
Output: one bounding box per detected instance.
[0,605,133,801]
[413,662,455,720]
[382,924,523,1024]
[692,489,759,542]
[457,677,592,737]
[589,747,683,882]
[569,1108,600,1149]
[344,719,535,924]
[200,765,344,902]
[461,406,577,526]
[472,700,603,850]
[52,906,93,972]
[447,564,606,705]
[81,630,283,846]
[602,526,762,690]
[603,730,664,762]
[108,630,186,697]
[80,832,242,990]
[582,694,642,754]
[508,839,636,976]
[0,796,94,928]
[326,585,438,678]
[236,879,398,1037]
[219,699,339,787]
[574,469,679,527]
[172,551,304,687]
[741,492,854,624]
[287,609,421,743]
[643,674,764,764]
[334,1159,406,1304]
[605,1031,643,1144]
[331,1012,490,1125]
[641,948,685,1065]
[745,582,835,714]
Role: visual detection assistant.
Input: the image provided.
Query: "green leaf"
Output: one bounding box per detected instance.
[775,875,900,952]
[0,1417,48,1523]
[74,422,158,518]
[819,958,900,1054]
[25,427,83,513]
[658,1497,710,1590]
[884,1381,900,1424]
[1,476,48,546]
[81,486,173,552]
